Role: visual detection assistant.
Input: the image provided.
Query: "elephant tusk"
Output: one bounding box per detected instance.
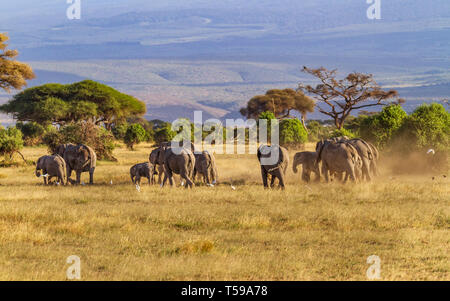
[40,174,49,178]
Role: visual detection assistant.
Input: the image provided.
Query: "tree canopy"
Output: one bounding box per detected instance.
[298,67,404,129]
[0,80,146,128]
[240,88,315,128]
[0,33,35,92]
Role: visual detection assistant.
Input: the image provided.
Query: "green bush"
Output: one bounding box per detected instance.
[16,121,46,146]
[279,118,308,147]
[154,125,176,145]
[307,120,332,141]
[359,105,408,147]
[330,128,357,139]
[112,122,129,140]
[399,103,450,150]
[0,126,24,159]
[124,124,147,150]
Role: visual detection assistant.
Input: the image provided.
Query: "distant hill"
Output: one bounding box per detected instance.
[0,0,448,121]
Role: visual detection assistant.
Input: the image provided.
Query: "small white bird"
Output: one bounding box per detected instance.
[206,183,214,187]
[110,180,113,185]
[180,181,185,186]
[231,185,236,190]
[427,149,435,155]
[136,184,141,192]
[55,182,60,186]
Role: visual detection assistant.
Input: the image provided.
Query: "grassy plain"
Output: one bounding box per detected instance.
[0,143,448,280]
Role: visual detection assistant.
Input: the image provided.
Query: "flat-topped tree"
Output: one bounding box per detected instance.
[0,80,146,129]
[240,88,315,129]
[0,33,35,92]
[298,66,404,129]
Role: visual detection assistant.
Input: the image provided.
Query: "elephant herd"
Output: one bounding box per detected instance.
[34,138,378,189]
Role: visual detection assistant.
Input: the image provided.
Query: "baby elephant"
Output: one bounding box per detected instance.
[292,151,321,183]
[35,155,67,185]
[193,151,218,185]
[130,162,156,185]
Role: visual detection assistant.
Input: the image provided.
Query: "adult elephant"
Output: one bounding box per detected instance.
[149,141,196,184]
[316,140,360,183]
[257,144,289,189]
[292,151,320,183]
[159,144,196,188]
[193,151,218,185]
[35,155,67,185]
[345,138,374,181]
[56,143,97,185]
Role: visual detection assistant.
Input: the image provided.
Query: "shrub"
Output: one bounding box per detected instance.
[307,120,332,141]
[279,118,308,147]
[0,126,24,160]
[112,122,128,140]
[398,103,450,150]
[359,105,408,147]
[330,128,357,139]
[154,125,176,145]
[124,123,146,150]
[16,121,46,146]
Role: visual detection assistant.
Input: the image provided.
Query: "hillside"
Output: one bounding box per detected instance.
[0,0,449,122]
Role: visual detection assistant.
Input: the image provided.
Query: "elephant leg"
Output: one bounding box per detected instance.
[183,174,194,189]
[166,170,174,187]
[270,174,276,188]
[148,175,151,185]
[277,171,286,190]
[136,176,141,185]
[314,168,321,182]
[76,171,81,184]
[302,169,310,183]
[261,167,269,188]
[204,169,211,185]
[322,163,330,183]
[158,165,164,184]
[44,177,47,185]
[89,167,95,184]
[67,167,73,182]
[362,159,371,181]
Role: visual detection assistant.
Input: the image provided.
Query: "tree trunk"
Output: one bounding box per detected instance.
[300,115,308,132]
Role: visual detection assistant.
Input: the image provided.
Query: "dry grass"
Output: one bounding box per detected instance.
[0,143,448,280]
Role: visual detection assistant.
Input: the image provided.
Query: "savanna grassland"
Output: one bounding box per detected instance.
[0,143,448,280]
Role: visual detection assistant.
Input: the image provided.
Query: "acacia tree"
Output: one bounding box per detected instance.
[0,80,146,129]
[0,33,35,92]
[298,67,404,129]
[240,88,315,129]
